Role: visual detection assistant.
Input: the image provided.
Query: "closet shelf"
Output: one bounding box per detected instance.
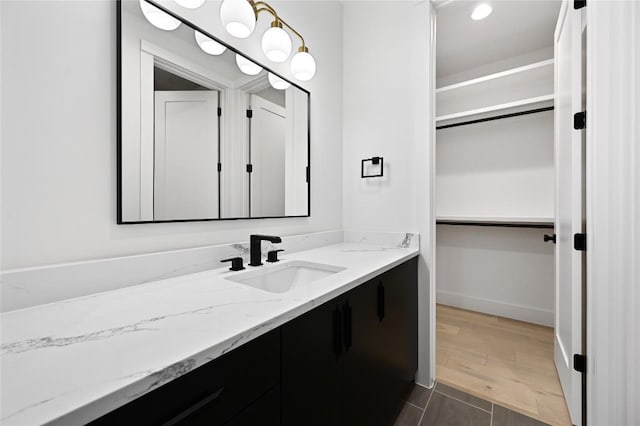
[436,59,554,94]
[435,94,554,123]
[436,216,554,229]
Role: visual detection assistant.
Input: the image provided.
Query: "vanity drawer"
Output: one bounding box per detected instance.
[89,329,280,426]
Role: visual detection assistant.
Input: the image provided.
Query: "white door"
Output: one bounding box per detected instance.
[554,1,585,424]
[249,95,286,217]
[154,90,219,220]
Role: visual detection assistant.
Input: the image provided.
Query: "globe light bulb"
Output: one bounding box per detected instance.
[220,0,256,38]
[236,54,262,76]
[268,73,291,90]
[174,0,205,9]
[195,31,227,55]
[261,23,292,63]
[139,0,181,31]
[290,48,316,81]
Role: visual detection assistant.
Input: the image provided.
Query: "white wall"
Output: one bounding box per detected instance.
[437,110,555,220]
[344,3,420,233]
[342,1,435,386]
[0,0,343,269]
[436,225,555,326]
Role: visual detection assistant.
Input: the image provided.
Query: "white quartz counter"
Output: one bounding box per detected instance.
[1,242,419,425]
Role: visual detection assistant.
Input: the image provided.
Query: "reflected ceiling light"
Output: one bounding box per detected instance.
[220,0,256,38]
[195,31,227,55]
[236,54,262,75]
[268,73,291,90]
[471,3,492,20]
[139,0,181,31]
[219,0,316,80]
[290,47,316,81]
[262,21,292,63]
[174,0,205,9]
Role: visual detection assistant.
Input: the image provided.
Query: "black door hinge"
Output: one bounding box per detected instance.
[246,164,253,173]
[217,107,222,117]
[574,233,586,251]
[574,111,586,129]
[246,109,253,119]
[217,163,222,173]
[574,0,586,9]
[574,354,587,373]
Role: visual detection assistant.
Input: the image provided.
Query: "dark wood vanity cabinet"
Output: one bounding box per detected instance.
[282,257,418,426]
[90,258,417,426]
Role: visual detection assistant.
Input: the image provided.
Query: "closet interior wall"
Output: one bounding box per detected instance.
[435,50,555,327]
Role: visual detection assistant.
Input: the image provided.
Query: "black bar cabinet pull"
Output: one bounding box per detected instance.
[377,282,385,322]
[343,301,352,351]
[333,307,343,358]
[162,387,225,426]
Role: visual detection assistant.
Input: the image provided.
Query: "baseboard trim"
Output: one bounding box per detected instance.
[436,290,553,326]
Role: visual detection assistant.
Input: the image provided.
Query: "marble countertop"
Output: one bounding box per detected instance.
[0,242,419,425]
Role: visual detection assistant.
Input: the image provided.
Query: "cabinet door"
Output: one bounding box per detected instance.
[89,329,280,426]
[224,386,280,426]
[171,332,280,426]
[379,258,419,402]
[281,299,344,426]
[341,279,388,426]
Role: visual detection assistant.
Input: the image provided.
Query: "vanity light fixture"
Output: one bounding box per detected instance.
[220,0,316,80]
[174,0,206,9]
[268,72,291,90]
[471,3,493,20]
[195,30,227,55]
[139,0,181,30]
[236,54,263,75]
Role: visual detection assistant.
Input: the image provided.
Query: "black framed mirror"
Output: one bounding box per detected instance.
[117,0,310,224]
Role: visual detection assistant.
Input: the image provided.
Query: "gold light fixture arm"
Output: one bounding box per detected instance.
[249,0,307,50]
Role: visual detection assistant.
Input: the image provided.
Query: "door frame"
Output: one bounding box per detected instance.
[585,2,640,425]
[425,2,640,424]
[417,0,437,388]
[138,40,230,221]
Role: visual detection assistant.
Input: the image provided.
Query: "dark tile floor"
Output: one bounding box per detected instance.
[394,381,550,426]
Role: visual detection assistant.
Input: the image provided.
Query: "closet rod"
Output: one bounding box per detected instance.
[436,106,554,130]
[436,220,554,229]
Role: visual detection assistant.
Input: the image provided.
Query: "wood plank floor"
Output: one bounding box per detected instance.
[436,304,571,426]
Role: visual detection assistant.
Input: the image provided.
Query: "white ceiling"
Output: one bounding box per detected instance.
[436,0,561,78]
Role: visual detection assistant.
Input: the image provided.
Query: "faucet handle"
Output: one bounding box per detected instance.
[221,257,245,271]
[266,249,285,263]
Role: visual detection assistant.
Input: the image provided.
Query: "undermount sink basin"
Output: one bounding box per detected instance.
[226,261,346,293]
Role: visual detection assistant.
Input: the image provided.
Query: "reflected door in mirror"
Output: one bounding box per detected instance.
[250,95,286,217]
[154,90,219,220]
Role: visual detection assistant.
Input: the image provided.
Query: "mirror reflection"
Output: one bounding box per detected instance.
[119,0,310,223]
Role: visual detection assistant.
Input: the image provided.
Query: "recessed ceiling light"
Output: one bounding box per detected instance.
[471,3,492,20]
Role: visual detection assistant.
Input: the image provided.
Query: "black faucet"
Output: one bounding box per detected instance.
[249,234,282,266]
